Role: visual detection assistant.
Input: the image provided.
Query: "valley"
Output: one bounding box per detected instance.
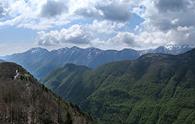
[43,48,195,124]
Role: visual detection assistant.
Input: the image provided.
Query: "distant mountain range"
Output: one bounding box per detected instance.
[141,44,193,55]
[43,48,195,124]
[0,59,4,62]
[1,44,193,79]
[0,62,93,124]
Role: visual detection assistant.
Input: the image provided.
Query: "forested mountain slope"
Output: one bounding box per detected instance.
[0,62,93,124]
[44,49,195,124]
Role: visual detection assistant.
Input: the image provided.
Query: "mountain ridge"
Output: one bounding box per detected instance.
[43,48,195,124]
[0,62,94,124]
[1,45,193,80]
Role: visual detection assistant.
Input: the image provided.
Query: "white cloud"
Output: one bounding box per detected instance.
[75,0,131,22]
[0,0,132,30]
[108,32,138,48]
[37,24,92,46]
[41,0,67,17]
[129,0,195,48]
[37,20,129,49]
[1,0,195,50]
[0,0,70,30]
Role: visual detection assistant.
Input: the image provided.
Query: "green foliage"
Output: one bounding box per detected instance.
[0,62,93,124]
[44,49,195,124]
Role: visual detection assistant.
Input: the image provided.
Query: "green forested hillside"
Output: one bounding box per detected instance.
[43,64,92,104]
[0,62,93,124]
[44,49,195,124]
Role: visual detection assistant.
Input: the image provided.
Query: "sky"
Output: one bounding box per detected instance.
[0,0,195,55]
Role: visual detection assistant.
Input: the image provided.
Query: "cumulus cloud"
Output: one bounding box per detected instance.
[96,1,131,22]
[76,0,131,22]
[0,2,8,19]
[1,0,195,50]
[37,19,130,48]
[131,0,195,48]
[75,8,100,19]
[0,0,133,30]
[155,0,189,12]
[148,0,195,32]
[36,0,195,49]
[0,4,4,17]
[37,31,60,46]
[109,32,139,48]
[41,0,67,17]
[0,0,70,30]
[37,25,92,46]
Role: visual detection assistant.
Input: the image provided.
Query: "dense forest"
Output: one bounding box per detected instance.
[44,49,195,124]
[0,62,93,124]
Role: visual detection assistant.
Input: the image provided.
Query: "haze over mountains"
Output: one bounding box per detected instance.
[1,44,193,80]
[43,48,195,124]
[0,62,93,124]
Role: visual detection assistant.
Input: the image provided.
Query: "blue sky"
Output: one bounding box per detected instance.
[0,26,36,42]
[0,0,195,55]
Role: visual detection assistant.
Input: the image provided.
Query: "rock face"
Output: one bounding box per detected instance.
[0,62,93,124]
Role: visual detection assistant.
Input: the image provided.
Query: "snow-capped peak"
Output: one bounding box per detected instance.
[28,47,48,54]
[165,43,191,50]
